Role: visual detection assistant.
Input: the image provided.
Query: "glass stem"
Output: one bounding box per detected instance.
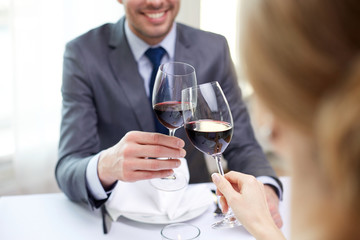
[214,155,224,176]
[169,129,176,137]
[211,156,241,228]
[166,128,177,180]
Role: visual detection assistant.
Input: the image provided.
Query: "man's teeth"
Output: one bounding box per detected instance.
[146,12,165,19]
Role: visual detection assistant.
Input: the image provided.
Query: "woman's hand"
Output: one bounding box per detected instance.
[212,171,285,240]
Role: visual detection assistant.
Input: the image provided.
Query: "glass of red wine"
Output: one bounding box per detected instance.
[151,62,197,191]
[181,81,241,229]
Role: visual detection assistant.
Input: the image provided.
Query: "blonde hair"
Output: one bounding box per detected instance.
[242,0,360,239]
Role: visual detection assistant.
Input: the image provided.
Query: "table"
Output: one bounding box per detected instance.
[0,177,291,240]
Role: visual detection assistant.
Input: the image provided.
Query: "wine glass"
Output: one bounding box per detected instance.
[151,62,197,191]
[181,81,241,229]
[161,223,201,240]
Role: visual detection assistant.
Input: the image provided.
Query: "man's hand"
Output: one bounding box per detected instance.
[97,131,186,188]
[264,185,283,228]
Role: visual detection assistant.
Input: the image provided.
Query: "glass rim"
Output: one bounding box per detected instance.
[160,223,201,240]
[159,61,196,77]
[182,81,219,93]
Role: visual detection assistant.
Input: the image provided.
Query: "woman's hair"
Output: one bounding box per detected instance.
[242,0,360,239]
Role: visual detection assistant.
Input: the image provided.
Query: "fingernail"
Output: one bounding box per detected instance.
[212,173,220,184]
[177,140,185,148]
[176,160,181,167]
[166,170,174,177]
[179,149,186,157]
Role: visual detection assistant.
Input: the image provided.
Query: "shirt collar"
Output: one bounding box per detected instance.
[124,19,176,62]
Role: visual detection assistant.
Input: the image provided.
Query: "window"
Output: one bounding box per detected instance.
[0,0,123,195]
[0,0,14,161]
[200,0,253,98]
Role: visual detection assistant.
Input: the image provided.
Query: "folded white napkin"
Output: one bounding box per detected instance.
[105,158,213,221]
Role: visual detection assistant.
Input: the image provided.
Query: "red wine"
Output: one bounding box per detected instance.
[185,120,233,155]
[153,101,185,129]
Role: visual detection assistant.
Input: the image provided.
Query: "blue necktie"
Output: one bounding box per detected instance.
[145,47,168,135]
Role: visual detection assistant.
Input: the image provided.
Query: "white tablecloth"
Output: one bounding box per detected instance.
[0,177,291,240]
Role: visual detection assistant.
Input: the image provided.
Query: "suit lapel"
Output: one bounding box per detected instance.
[174,23,198,70]
[108,18,155,132]
[174,24,200,141]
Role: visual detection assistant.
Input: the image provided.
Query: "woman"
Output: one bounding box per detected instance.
[212,0,360,239]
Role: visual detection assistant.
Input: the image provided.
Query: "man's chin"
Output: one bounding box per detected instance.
[144,27,172,42]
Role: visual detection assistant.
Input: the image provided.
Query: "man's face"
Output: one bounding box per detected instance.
[118,0,180,45]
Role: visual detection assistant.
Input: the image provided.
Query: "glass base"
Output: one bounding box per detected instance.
[150,172,188,192]
[211,212,241,229]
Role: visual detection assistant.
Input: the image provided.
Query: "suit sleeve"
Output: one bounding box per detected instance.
[55,41,108,209]
[217,37,283,190]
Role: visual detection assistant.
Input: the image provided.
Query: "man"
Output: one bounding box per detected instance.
[56,0,283,227]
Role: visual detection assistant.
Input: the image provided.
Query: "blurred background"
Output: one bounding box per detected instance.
[0,0,287,196]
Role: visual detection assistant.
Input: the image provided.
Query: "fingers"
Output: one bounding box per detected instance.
[264,185,283,228]
[132,144,186,159]
[219,196,229,213]
[268,197,283,227]
[124,131,185,148]
[121,156,182,182]
[212,171,256,196]
[211,173,238,199]
[101,131,187,183]
[124,158,181,171]
[223,171,257,187]
[122,132,186,159]
[123,169,175,182]
[272,212,283,228]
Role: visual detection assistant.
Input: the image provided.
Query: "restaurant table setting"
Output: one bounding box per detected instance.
[0,177,291,240]
[105,158,213,223]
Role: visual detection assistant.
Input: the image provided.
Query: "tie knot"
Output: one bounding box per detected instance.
[145,47,166,67]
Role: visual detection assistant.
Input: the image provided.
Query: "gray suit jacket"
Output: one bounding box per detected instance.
[56,18,281,208]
